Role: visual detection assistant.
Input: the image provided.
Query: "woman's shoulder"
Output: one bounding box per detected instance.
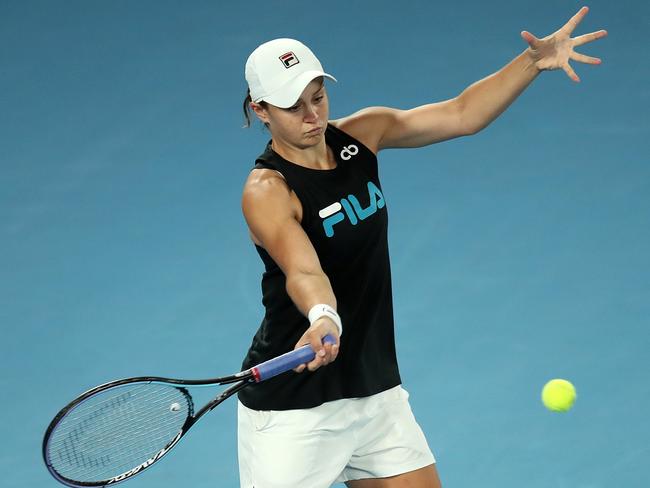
[244,167,287,195]
[330,107,399,155]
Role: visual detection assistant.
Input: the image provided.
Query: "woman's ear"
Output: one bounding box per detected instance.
[250,102,270,125]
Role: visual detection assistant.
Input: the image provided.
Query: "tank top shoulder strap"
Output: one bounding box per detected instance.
[252,143,290,185]
[254,142,279,170]
[251,141,313,228]
[326,123,379,179]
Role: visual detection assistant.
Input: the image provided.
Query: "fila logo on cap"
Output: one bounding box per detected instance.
[279,51,300,68]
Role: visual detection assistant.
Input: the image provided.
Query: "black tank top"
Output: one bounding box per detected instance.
[238,124,401,410]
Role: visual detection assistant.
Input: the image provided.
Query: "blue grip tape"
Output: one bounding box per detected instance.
[253,334,336,382]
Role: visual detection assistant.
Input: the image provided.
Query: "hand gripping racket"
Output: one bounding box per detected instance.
[43,335,335,487]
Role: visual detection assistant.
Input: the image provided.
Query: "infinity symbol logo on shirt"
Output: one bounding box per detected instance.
[340,145,359,161]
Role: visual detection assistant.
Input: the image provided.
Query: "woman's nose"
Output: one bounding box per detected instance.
[303,104,318,122]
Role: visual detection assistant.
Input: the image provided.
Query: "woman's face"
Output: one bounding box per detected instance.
[252,78,329,149]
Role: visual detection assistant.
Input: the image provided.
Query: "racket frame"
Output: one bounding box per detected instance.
[43,334,335,487]
[43,372,253,487]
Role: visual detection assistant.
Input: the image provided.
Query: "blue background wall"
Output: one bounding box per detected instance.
[2,0,648,486]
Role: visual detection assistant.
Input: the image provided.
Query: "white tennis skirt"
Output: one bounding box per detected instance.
[237,385,435,488]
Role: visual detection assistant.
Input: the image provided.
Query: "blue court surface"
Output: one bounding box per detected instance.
[2,1,648,486]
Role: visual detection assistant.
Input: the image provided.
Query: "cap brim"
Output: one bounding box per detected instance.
[261,70,337,108]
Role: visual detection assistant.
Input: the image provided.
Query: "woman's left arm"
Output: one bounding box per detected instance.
[456,6,607,136]
[337,6,607,151]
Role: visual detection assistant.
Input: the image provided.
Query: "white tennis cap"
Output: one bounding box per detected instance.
[245,38,336,109]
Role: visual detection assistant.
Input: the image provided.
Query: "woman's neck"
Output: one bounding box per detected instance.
[271,134,336,170]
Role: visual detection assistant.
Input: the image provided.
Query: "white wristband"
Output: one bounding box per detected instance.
[307,304,343,337]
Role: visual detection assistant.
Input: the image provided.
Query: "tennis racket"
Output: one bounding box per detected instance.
[43,334,335,487]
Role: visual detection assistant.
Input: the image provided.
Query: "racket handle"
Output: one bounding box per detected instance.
[251,334,336,382]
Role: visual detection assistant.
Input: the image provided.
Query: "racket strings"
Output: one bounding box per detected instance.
[46,383,192,483]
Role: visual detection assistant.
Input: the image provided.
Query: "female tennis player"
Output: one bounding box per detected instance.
[237,7,605,488]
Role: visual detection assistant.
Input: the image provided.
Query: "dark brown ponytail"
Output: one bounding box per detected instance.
[242,89,253,128]
[242,89,268,128]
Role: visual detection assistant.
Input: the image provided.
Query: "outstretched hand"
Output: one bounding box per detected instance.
[521,6,607,82]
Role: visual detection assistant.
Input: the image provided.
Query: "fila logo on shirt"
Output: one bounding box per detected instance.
[279,51,299,68]
[340,145,359,161]
[318,181,385,238]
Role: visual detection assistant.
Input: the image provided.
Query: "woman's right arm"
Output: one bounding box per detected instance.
[242,169,340,372]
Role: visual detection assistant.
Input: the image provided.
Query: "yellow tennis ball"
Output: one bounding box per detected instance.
[541,379,576,412]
